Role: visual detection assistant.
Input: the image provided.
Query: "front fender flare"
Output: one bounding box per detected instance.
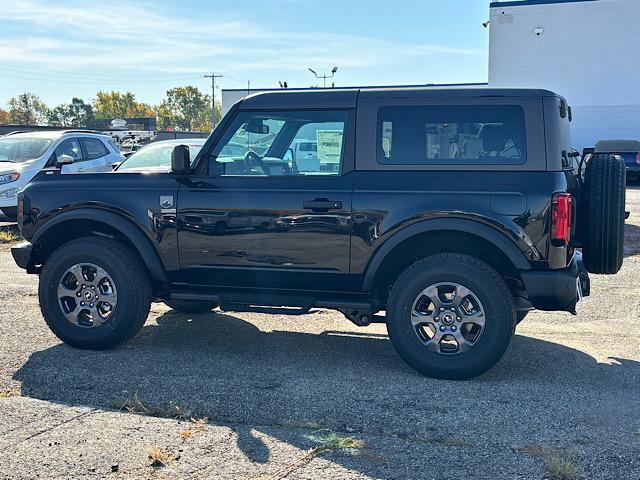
[361,218,532,292]
[32,208,168,283]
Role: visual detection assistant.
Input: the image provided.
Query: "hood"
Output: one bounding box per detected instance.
[0,159,41,174]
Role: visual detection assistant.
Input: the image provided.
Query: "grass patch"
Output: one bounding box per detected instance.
[305,430,365,453]
[0,386,20,398]
[146,445,176,468]
[109,390,191,420]
[263,430,366,480]
[518,445,580,480]
[178,417,208,440]
[0,229,20,244]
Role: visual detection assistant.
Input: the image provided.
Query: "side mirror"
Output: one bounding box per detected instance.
[171,145,190,174]
[56,154,74,168]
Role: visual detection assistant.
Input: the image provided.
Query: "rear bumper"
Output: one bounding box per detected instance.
[520,251,590,312]
[11,241,35,272]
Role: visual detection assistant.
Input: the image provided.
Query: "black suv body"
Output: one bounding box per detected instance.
[11,87,625,379]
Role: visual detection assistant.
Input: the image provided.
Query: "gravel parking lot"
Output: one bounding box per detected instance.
[0,193,639,480]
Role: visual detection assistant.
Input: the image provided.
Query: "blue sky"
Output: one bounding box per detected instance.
[0,0,492,108]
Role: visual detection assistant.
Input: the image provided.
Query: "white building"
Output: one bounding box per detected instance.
[489,0,640,149]
[223,0,640,150]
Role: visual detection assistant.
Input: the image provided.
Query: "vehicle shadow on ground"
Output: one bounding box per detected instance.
[12,309,640,477]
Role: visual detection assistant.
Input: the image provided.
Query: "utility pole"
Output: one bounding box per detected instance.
[204,71,223,129]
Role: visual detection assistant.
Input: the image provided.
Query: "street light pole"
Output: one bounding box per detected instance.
[308,67,338,88]
[204,71,223,129]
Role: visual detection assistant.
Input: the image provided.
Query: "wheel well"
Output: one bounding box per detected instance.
[33,219,153,280]
[371,230,522,306]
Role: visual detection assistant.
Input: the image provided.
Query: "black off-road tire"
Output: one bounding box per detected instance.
[386,254,516,380]
[39,237,152,349]
[581,154,626,274]
[163,299,218,314]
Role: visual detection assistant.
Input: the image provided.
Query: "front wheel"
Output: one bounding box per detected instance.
[386,254,515,380]
[39,237,152,350]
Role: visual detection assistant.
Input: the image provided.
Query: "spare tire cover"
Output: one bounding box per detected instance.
[581,154,626,274]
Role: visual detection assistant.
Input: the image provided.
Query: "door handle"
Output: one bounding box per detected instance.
[303,199,342,211]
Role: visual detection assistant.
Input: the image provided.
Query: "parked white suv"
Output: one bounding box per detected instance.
[0,130,123,218]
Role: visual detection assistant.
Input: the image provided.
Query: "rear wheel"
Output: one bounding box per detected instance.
[581,154,626,274]
[386,254,515,380]
[163,299,218,314]
[39,237,152,349]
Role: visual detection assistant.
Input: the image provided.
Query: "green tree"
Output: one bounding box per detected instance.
[93,91,154,119]
[156,86,219,132]
[48,97,95,127]
[7,93,49,125]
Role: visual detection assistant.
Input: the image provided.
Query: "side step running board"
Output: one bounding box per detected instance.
[219,302,314,316]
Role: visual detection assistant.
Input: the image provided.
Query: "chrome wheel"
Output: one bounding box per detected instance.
[411,282,485,355]
[57,263,118,328]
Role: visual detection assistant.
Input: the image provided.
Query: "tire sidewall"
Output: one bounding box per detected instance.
[40,243,142,348]
[387,258,514,379]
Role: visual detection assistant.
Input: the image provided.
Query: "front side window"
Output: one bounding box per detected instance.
[81,138,109,160]
[207,110,348,176]
[54,138,83,162]
[0,137,53,163]
[378,105,527,165]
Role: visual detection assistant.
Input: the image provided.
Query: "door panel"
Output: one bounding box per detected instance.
[176,173,354,290]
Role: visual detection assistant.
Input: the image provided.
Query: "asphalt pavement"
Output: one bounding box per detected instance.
[0,192,639,479]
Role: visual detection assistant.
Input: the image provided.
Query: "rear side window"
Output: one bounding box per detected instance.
[81,138,109,160]
[378,105,527,165]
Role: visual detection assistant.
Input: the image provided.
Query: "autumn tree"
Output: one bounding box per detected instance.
[0,108,9,125]
[7,93,49,125]
[155,86,219,132]
[48,98,95,127]
[93,91,154,119]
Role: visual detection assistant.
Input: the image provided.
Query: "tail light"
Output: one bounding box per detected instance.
[551,193,573,246]
[635,152,640,165]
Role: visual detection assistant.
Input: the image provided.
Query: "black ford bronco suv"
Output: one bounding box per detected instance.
[11,87,626,379]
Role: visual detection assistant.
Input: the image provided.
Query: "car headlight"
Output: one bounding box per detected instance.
[0,188,19,198]
[0,172,20,184]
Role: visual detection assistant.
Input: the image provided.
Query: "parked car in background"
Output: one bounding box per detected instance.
[595,140,640,182]
[0,130,123,219]
[115,139,206,173]
[119,141,144,158]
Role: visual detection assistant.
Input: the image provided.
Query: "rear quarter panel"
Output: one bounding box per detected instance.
[350,170,571,275]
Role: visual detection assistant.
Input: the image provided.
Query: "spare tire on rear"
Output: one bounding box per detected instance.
[581,154,626,274]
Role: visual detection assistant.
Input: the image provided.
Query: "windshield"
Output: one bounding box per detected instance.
[118,143,203,171]
[0,137,53,163]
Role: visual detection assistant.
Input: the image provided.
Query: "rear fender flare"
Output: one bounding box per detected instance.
[361,218,531,291]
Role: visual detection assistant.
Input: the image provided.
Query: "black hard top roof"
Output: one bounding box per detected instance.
[239,86,562,110]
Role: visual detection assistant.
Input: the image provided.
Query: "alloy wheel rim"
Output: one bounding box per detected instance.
[57,263,118,328]
[410,282,485,355]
